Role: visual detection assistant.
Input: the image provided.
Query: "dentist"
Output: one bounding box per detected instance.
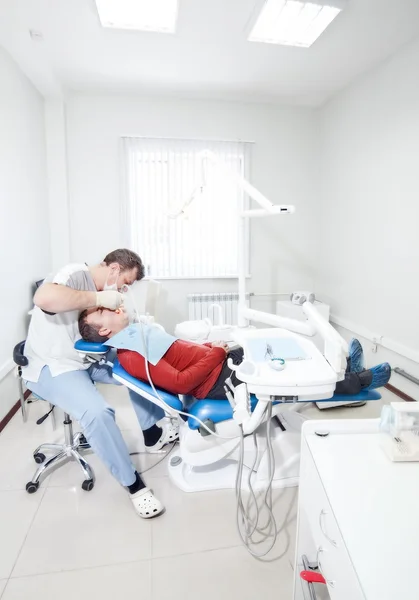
[23,249,174,518]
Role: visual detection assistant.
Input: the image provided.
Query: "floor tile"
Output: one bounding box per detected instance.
[45,450,113,490]
[12,485,152,577]
[151,546,294,600]
[233,484,298,563]
[3,561,151,600]
[130,442,173,480]
[149,477,240,559]
[0,580,7,598]
[271,485,298,567]
[46,430,170,489]
[0,489,45,579]
[0,427,65,491]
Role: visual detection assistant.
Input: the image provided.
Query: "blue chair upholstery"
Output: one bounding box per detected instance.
[74,339,109,354]
[187,396,259,430]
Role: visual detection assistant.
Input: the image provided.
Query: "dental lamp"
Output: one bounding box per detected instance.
[171,149,347,375]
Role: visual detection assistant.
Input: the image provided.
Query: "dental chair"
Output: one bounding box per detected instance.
[74,338,381,493]
[13,341,95,494]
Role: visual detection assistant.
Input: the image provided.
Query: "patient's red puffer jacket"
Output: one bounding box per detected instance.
[118,340,226,398]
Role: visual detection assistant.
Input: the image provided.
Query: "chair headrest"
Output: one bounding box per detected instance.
[74,339,109,354]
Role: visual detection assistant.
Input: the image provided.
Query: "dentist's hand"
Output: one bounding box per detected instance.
[95,291,124,310]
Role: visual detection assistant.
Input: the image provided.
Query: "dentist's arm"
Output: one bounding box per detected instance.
[34,284,123,313]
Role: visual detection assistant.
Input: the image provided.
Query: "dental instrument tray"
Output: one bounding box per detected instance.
[380,402,419,462]
[249,338,308,362]
[231,328,337,401]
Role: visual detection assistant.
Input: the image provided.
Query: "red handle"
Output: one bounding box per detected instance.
[300,570,326,585]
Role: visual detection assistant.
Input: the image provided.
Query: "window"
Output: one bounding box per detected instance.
[122,137,251,278]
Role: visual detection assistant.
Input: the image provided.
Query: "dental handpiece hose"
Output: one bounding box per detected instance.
[124,286,280,558]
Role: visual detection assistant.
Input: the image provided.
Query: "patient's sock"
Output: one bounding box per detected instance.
[143,424,163,447]
[127,471,146,495]
[358,370,373,389]
[367,362,391,390]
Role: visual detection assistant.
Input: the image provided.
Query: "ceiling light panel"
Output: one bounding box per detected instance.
[95,0,179,33]
[248,0,343,48]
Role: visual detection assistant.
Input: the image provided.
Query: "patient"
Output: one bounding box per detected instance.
[79,307,243,399]
[79,308,391,399]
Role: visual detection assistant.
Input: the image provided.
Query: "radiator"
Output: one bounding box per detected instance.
[187,293,250,325]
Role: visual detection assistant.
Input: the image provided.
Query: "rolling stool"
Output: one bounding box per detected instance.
[13,340,95,494]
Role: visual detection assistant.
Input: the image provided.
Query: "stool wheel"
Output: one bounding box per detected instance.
[34,452,46,464]
[26,481,40,494]
[79,434,90,448]
[82,479,94,492]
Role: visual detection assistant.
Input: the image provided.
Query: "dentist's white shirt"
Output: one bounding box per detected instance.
[23,263,96,382]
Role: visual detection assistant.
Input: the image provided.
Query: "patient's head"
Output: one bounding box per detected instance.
[78,307,129,343]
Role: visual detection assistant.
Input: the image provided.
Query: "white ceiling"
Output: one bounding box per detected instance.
[1,0,419,106]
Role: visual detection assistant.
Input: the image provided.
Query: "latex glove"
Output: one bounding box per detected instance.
[95,291,124,310]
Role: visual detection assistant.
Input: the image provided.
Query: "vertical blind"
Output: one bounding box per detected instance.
[121,137,251,278]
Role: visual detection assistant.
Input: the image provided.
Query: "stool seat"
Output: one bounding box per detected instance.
[13,340,28,367]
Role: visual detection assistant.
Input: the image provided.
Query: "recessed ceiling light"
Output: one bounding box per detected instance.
[248,0,344,48]
[95,0,179,33]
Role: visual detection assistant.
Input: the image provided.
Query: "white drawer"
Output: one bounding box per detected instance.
[299,441,365,600]
[316,542,364,600]
[299,441,342,549]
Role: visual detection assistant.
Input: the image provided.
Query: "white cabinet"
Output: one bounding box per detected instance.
[293,419,419,600]
[294,437,364,600]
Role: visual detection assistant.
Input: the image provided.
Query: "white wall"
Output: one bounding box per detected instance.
[0,47,50,420]
[318,37,419,397]
[45,100,71,271]
[65,94,319,332]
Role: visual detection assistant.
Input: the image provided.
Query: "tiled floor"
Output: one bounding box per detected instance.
[0,384,393,599]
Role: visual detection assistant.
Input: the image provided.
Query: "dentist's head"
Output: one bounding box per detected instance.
[91,248,145,292]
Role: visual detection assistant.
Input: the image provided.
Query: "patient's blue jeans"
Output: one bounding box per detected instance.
[25,358,165,487]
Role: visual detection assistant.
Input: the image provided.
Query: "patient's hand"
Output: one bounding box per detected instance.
[211,341,229,352]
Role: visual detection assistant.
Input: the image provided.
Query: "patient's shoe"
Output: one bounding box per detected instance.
[145,418,179,453]
[348,338,365,373]
[367,362,391,390]
[130,488,164,519]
